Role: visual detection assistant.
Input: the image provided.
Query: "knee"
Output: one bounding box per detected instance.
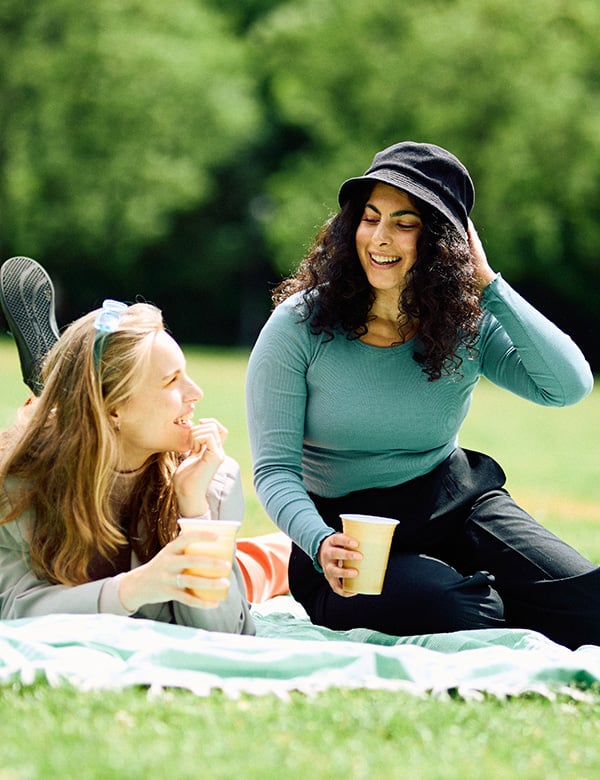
[388,567,505,634]
[306,558,506,637]
[434,571,505,631]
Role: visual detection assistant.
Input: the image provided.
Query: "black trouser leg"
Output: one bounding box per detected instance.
[289,448,600,648]
[290,542,505,636]
[460,488,600,649]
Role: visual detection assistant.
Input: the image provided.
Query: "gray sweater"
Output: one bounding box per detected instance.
[0,455,254,634]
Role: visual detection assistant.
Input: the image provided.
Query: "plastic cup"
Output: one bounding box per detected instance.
[178,518,241,602]
[340,513,399,595]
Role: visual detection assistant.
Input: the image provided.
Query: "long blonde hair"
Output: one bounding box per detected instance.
[0,302,181,585]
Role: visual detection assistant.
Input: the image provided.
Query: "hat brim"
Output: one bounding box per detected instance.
[338,173,467,238]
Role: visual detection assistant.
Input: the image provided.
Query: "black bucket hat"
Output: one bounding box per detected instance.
[338,141,474,237]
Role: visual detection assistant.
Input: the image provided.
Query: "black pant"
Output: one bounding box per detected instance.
[289,448,600,650]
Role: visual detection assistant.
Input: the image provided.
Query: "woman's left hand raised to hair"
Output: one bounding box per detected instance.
[467,218,497,293]
[173,418,228,517]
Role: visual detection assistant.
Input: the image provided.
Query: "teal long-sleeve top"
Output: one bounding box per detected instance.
[245,275,593,566]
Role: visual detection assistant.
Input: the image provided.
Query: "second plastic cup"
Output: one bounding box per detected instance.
[178,518,241,603]
[341,513,399,595]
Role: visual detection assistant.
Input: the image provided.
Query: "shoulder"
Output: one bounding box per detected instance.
[271,291,311,323]
[253,291,317,352]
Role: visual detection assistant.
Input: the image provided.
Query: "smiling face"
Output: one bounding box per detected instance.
[355,183,423,299]
[113,330,203,471]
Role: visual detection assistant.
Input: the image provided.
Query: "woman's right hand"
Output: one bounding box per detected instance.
[318,533,362,597]
[117,532,231,613]
[173,418,228,518]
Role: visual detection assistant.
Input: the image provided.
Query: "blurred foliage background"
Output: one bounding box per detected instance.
[1,0,599,366]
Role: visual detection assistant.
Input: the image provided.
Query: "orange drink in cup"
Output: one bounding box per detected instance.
[340,514,399,595]
[178,518,241,603]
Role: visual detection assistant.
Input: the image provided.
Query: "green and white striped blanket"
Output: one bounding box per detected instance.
[1,597,598,700]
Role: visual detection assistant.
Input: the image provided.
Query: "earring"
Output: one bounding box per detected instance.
[114,420,121,433]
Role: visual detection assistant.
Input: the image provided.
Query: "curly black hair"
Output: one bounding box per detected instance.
[272,186,482,381]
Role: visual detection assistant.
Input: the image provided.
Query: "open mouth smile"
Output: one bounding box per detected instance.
[174,414,194,428]
[370,253,401,266]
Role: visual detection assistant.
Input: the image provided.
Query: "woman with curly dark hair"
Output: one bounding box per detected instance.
[246,141,600,649]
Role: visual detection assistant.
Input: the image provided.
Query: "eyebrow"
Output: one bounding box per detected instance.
[365,203,421,218]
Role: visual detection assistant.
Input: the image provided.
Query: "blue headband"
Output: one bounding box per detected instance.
[92,299,127,370]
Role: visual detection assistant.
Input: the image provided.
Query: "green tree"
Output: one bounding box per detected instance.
[0,0,261,274]
[1,0,598,360]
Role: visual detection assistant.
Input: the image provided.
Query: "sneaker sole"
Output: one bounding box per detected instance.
[0,256,60,395]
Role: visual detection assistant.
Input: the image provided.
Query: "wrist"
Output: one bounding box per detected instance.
[99,573,135,615]
[117,569,142,614]
[316,531,335,571]
[177,500,210,519]
[477,268,498,294]
[178,509,211,522]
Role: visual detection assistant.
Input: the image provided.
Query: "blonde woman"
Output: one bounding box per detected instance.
[0,260,288,629]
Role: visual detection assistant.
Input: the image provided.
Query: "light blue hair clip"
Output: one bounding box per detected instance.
[93,299,128,369]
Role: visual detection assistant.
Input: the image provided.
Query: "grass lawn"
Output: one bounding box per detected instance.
[0,336,599,779]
